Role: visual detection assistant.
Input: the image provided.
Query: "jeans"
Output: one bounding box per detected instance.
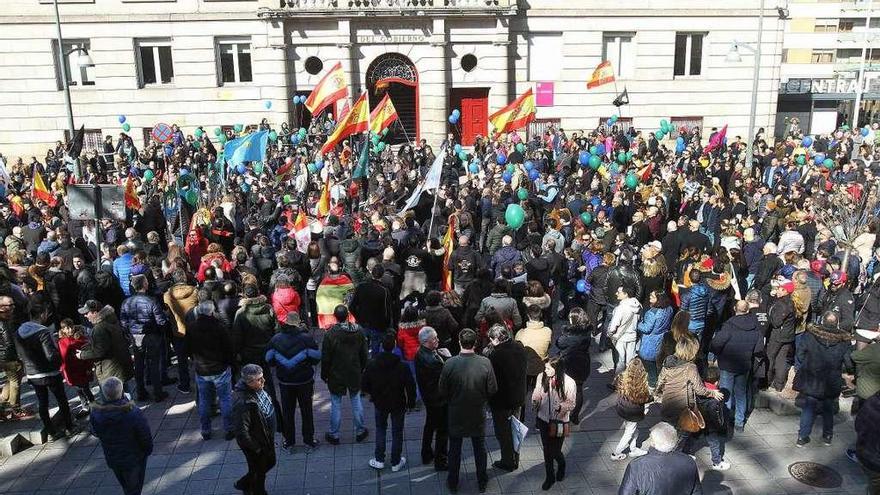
[196,367,233,434]
[110,458,147,495]
[328,390,366,439]
[279,382,315,445]
[682,432,725,465]
[537,419,566,482]
[239,446,276,495]
[421,405,448,466]
[133,333,165,397]
[374,409,405,464]
[447,436,487,488]
[612,340,637,375]
[171,336,190,392]
[403,359,420,401]
[644,360,659,388]
[31,375,73,434]
[363,327,384,357]
[719,370,750,427]
[798,395,836,440]
[491,407,518,467]
[766,340,794,391]
[613,420,640,455]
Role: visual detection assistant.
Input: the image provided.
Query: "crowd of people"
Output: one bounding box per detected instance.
[0,114,879,495]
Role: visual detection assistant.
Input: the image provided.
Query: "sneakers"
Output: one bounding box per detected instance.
[324,432,340,445]
[629,447,648,457]
[391,457,407,472]
[369,458,385,470]
[492,461,517,472]
[734,424,745,433]
[846,448,860,464]
[355,429,369,443]
[304,439,320,449]
[610,452,627,461]
[796,437,810,448]
[822,434,833,446]
[711,460,731,471]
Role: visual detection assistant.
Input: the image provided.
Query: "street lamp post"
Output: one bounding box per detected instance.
[53,0,93,181]
[726,0,766,173]
[852,0,873,129]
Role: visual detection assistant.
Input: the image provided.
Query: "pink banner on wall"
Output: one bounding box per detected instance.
[536,81,554,107]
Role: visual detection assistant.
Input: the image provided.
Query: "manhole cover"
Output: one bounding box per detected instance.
[788,461,843,488]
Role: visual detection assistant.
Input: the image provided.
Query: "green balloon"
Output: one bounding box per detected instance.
[506,164,515,174]
[218,135,227,144]
[589,155,601,170]
[796,155,806,165]
[458,151,468,161]
[121,123,131,132]
[234,124,244,133]
[517,187,528,201]
[580,212,592,225]
[143,170,155,182]
[307,163,317,174]
[589,145,598,155]
[516,143,525,153]
[298,128,307,137]
[617,152,627,164]
[660,119,670,132]
[283,194,292,204]
[823,158,835,168]
[626,151,633,161]
[185,189,198,206]
[194,129,204,139]
[254,162,264,174]
[214,127,222,136]
[505,203,525,230]
[192,140,201,149]
[382,128,389,136]
[377,142,386,152]
[625,172,639,190]
[372,136,380,146]
[268,131,278,142]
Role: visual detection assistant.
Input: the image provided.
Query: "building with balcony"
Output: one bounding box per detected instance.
[0,0,784,158]
[776,0,880,137]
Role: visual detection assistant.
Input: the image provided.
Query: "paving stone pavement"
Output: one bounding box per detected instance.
[0,341,869,495]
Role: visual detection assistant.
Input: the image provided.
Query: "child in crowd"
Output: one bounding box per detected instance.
[682,367,732,471]
[611,357,651,461]
[58,318,94,416]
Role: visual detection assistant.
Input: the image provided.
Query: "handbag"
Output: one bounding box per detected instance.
[546,379,570,438]
[677,380,705,433]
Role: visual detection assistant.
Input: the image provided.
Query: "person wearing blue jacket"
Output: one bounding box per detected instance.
[91,377,153,495]
[681,268,710,338]
[113,244,135,297]
[265,312,321,452]
[637,291,673,387]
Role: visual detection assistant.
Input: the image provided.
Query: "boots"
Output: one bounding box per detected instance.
[556,458,566,481]
[542,462,555,491]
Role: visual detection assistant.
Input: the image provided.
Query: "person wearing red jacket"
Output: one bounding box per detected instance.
[396,306,424,402]
[58,318,94,415]
[271,275,302,326]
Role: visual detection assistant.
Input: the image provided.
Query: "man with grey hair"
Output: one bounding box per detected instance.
[486,324,527,472]
[618,422,702,495]
[415,326,450,471]
[232,364,276,495]
[90,376,153,495]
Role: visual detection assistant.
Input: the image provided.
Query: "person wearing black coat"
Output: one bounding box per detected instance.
[752,249,783,296]
[855,390,880,492]
[73,257,98,308]
[793,312,852,447]
[555,311,591,425]
[415,326,449,470]
[766,285,797,391]
[43,260,78,323]
[709,301,764,430]
[422,290,460,354]
[361,332,416,470]
[349,265,394,355]
[232,364,277,495]
[486,325,528,472]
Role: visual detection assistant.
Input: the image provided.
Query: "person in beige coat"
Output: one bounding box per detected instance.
[531,358,576,491]
[163,269,198,394]
[516,305,552,391]
[655,334,722,423]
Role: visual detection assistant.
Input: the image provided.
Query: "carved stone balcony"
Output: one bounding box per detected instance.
[258,0,517,18]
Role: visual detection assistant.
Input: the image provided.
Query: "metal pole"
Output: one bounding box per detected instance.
[744,0,765,172]
[53,0,80,181]
[852,0,873,129]
[93,185,103,270]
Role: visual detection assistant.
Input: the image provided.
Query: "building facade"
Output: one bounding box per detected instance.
[0,0,785,158]
[776,0,880,138]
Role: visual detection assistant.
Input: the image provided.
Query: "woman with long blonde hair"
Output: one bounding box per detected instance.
[610,358,651,460]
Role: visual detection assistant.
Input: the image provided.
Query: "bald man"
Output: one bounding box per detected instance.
[710,299,764,431]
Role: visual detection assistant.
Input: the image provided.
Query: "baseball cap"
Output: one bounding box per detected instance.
[78,300,101,315]
[781,281,795,295]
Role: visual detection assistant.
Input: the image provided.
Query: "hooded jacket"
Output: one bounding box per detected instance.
[768,295,797,343]
[605,264,643,304]
[270,287,301,326]
[361,351,416,412]
[349,278,392,331]
[516,320,553,376]
[487,338,528,410]
[78,306,134,382]
[232,295,277,365]
[656,355,713,422]
[793,323,851,399]
[637,306,673,361]
[856,391,880,473]
[396,319,423,361]
[710,313,764,375]
[120,293,168,336]
[90,398,153,469]
[184,302,234,376]
[415,346,446,407]
[491,245,521,278]
[320,322,368,395]
[164,283,198,337]
[682,282,710,327]
[475,293,522,330]
[606,297,642,344]
[266,323,320,386]
[555,324,591,383]
[16,321,61,381]
[44,268,77,321]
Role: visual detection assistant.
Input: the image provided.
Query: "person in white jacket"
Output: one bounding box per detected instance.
[607,286,642,377]
[777,221,805,256]
[531,358,576,491]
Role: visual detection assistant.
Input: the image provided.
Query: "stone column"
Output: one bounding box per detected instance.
[420,18,448,145]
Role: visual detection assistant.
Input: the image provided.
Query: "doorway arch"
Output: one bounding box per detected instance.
[366,53,419,145]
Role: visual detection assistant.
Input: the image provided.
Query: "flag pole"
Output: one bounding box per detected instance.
[427,189,439,241]
[395,119,412,147]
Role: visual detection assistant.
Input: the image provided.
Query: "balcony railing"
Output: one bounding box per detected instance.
[262,0,515,15]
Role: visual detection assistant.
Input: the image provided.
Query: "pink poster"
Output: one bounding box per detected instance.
[536,81,554,107]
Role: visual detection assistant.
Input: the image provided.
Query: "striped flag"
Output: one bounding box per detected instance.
[587,61,615,89]
[289,210,311,253]
[124,174,141,210]
[317,173,331,218]
[489,89,536,135]
[441,215,456,292]
[316,273,355,329]
[31,165,56,206]
[369,94,399,135]
[304,62,349,117]
[320,92,370,155]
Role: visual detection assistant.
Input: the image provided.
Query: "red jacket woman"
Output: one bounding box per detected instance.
[271,281,302,326]
[58,329,92,387]
[396,307,424,361]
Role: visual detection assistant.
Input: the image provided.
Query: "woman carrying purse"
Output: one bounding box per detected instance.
[531,358,576,491]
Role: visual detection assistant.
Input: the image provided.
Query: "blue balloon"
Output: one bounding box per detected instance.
[264,100,272,110]
[597,144,606,155]
[452,109,461,118]
[448,115,457,124]
[241,182,251,193]
[862,127,870,137]
[469,163,479,174]
[802,136,813,147]
[118,115,126,124]
[528,169,539,181]
[606,119,613,127]
[578,151,590,165]
[496,153,507,165]
[676,136,685,145]
[236,164,246,174]
[315,160,324,170]
[576,279,588,293]
[180,168,189,176]
[814,153,825,163]
[502,171,513,183]
[454,144,462,154]
[524,160,534,171]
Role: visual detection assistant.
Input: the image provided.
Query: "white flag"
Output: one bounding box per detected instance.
[0,157,10,185]
[400,148,444,214]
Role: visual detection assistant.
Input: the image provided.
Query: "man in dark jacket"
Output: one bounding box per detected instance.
[349,265,394,356]
[752,243,783,297]
[422,290,460,354]
[232,364,276,495]
[119,275,169,402]
[448,235,482,295]
[0,295,25,419]
[78,300,135,387]
[266,312,320,451]
[821,271,855,334]
[43,256,77,323]
[855,390,880,492]
[767,281,796,391]
[321,305,369,445]
[710,300,764,430]
[486,324,527,472]
[362,332,417,471]
[185,289,235,440]
[618,422,703,495]
[73,255,97,308]
[415,326,449,471]
[91,377,153,495]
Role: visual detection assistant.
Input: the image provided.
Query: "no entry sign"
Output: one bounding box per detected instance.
[151,123,173,143]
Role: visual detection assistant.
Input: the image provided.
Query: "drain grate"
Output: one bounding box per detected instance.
[788,461,843,488]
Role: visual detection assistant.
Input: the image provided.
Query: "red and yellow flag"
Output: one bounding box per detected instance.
[441,215,456,292]
[31,166,56,206]
[587,61,615,89]
[304,62,349,117]
[369,94,399,135]
[124,174,141,210]
[320,92,369,155]
[489,89,536,136]
[317,174,331,218]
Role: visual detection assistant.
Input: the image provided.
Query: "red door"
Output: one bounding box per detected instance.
[450,88,489,146]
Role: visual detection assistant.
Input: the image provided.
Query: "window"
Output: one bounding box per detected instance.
[217,39,252,85]
[839,20,855,32]
[528,33,563,81]
[460,54,477,72]
[136,39,174,86]
[674,33,704,76]
[527,118,560,141]
[598,117,634,134]
[602,33,634,78]
[64,128,103,153]
[811,50,835,63]
[669,116,704,139]
[304,56,323,75]
[52,39,94,89]
[814,19,837,32]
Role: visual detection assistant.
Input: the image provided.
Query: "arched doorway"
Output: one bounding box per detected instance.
[366,53,418,146]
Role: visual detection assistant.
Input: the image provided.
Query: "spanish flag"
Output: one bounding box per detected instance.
[587,60,615,89]
[124,174,141,210]
[320,92,370,155]
[31,166,56,206]
[441,215,456,292]
[317,173,331,218]
[369,94,398,135]
[489,89,536,136]
[304,62,349,117]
